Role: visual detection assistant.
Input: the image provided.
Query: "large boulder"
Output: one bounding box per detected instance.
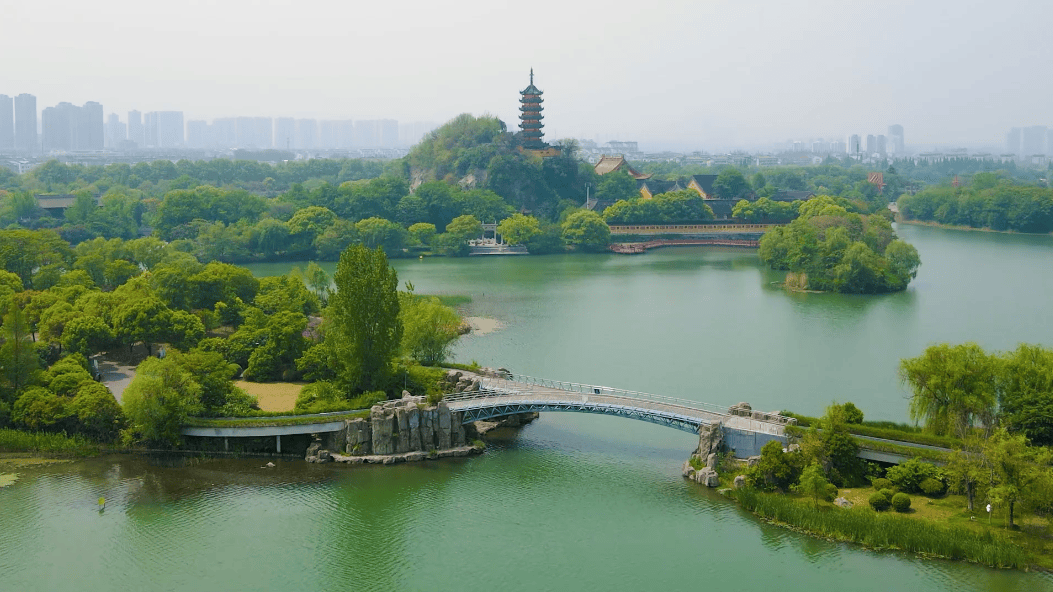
[405,403,422,452]
[437,401,453,449]
[695,468,720,487]
[371,405,397,455]
[696,422,724,458]
[395,406,410,453]
[345,418,372,455]
[733,475,746,489]
[729,402,752,418]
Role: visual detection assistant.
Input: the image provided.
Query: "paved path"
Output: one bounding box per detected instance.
[98,358,136,403]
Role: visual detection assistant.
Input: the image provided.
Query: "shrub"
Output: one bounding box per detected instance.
[919,477,946,497]
[294,381,346,413]
[824,482,838,502]
[880,488,896,501]
[842,402,864,424]
[69,382,124,442]
[349,391,386,409]
[892,492,912,512]
[869,492,891,511]
[886,458,942,493]
[13,387,69,431]
[872,477,892,491]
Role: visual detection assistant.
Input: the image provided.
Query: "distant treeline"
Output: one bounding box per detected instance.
[897,176,1053,233]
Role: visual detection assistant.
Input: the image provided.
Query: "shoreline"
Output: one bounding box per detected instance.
[896,217,1053,236]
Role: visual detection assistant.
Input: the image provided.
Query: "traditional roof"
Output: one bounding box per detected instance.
[520,68,542,96]
[686,175,718,198]
[594,155,651,180]
[703,199,739,220]
[35,194,102,211]
[770,190,815,202]
[637,179,683,197]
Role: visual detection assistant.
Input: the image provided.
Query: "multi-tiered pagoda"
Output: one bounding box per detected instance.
[519,69,547,150]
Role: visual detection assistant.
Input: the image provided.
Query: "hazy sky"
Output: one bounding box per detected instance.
[4,0,1051,151]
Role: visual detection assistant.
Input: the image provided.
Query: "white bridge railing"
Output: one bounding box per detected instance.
[442,373,796,429]
[487,373,737,417]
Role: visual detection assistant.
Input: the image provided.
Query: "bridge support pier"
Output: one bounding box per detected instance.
[276,435,281,453]
[224,437,228,452]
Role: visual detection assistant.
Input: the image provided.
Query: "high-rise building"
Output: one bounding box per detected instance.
[186,120,210,149]
[0,95,13,150]
[846,134,861,156]
[236,117,256,148]
[865,134,878,155]
[144,112,158,147]
[887,124,904,154]
[319,120,340,149]
[128,110,144,147]
[354,120,378,147]
[338,120,355,148]
[155,111,184,148]
[212,117,237,148]
[254,117,272,149]
[378,119,398,148]
[399,121,437,147]
[275,117,295,150]
[1022,126,1047,155]
[14,93,37,152]
[1006,127,1022,156]
[80,101,104,150]
[105,113,126,149]
[296,119,317,149]
[42,102,79,151]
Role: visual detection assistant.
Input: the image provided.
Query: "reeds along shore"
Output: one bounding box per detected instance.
[732,488,1028,569]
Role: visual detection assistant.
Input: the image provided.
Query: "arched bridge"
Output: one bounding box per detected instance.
[446,373,793,456]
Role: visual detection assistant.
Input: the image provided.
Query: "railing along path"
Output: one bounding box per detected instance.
[444,373,791,436]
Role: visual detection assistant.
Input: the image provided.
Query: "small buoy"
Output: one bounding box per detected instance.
[419,255,424,260]
[98,497,106,511]
[266,462,275,468]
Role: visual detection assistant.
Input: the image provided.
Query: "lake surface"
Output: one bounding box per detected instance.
[4,224,1053,591]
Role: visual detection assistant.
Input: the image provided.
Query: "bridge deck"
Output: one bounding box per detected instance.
[445,375,789,437]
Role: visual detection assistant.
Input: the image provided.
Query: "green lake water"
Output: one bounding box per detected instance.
[3,224,1053,591]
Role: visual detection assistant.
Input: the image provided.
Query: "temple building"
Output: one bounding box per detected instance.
[518,69,561,158]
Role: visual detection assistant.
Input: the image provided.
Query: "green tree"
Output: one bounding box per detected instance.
[799,403,862,486]
[713,168,750,199]
[0,303,43,398]
[122,357,203,447]
[446,214,482,242]
[112,297,174,355]
[329,245,402,393]
[497,213,541,246]
[595,170,638,204]
[60,315,114,358]
[355,217,407,254]
[69,382,124,442]
[399,293,462,366]
[561,210,611,252]
[997,343,1053,446]
[796,462,832,510]
[899,343,998,438]
[984,429,1053,528]
[746,439,800,491]
[408,222,437,248]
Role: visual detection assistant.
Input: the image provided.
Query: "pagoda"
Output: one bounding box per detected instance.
[519,69,547,150]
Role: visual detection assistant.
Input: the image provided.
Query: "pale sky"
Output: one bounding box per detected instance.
[3,0,1051,151]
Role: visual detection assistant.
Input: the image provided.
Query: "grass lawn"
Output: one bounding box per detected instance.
[235,380,304,412]
[831,487,1053,570]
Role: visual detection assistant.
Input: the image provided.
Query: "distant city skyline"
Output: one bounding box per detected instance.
[4,1,1051,153]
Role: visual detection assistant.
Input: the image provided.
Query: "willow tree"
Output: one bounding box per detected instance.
[329,245,402,394]
[899,343,998,439]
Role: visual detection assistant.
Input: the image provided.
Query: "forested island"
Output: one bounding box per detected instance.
[757,196,921,293]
